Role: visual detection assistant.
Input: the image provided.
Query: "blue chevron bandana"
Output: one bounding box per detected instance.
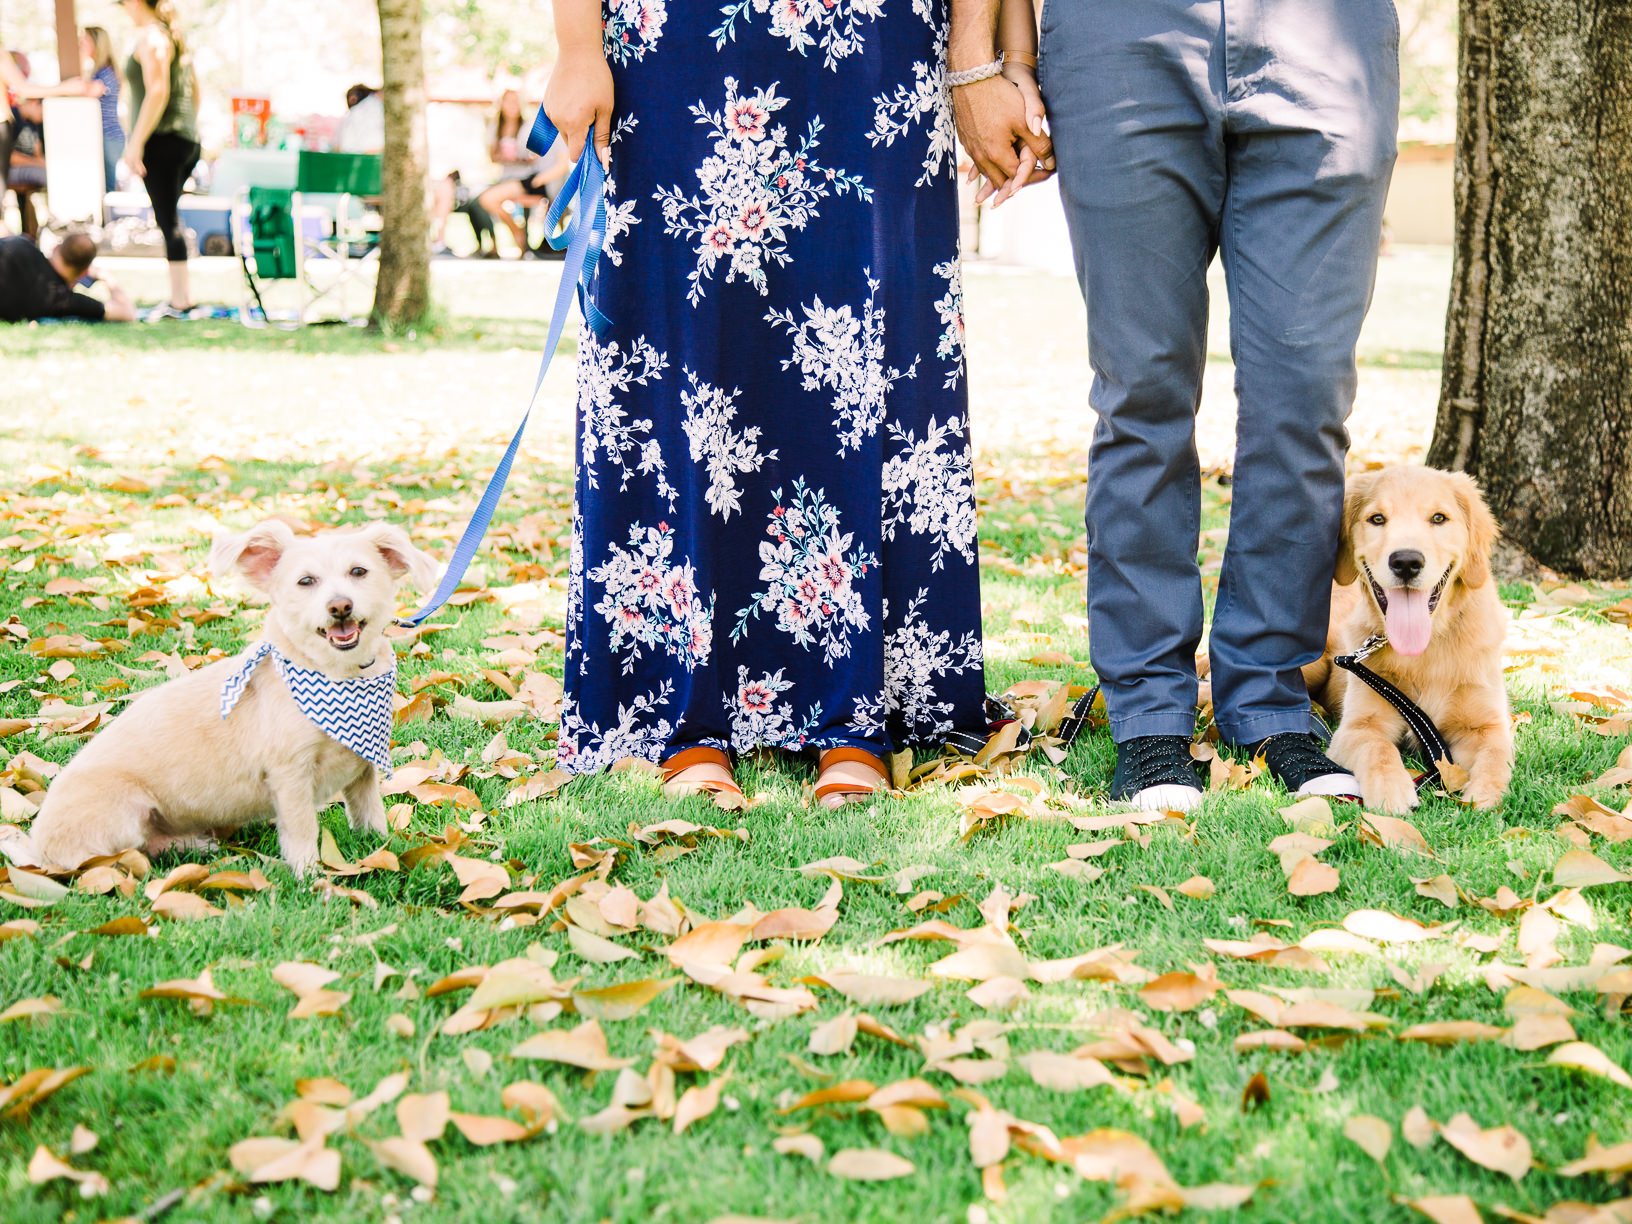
[219,640,396,777]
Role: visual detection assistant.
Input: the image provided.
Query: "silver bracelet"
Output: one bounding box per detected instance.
[946,57,1003,88]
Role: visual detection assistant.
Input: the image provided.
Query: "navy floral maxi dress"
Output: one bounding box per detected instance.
[557,0,988,774]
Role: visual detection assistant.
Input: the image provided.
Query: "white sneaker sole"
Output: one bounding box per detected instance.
[1118,784,1204,814]
[1296,772,1362,799]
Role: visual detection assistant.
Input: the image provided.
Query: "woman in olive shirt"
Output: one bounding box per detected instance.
[123,0,199,316]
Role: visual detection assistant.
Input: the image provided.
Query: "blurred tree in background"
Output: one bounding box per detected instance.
[1397,0,1458,135]
[372,0,431,329]
[424,0,556,77]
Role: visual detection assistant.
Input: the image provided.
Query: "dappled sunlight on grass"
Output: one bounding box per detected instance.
[1,262,1630,1222]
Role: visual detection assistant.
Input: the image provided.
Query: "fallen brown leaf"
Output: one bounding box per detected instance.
[1439,1112,1531,1181]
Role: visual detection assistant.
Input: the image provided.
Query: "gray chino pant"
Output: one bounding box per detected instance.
[1039,0,1400,746]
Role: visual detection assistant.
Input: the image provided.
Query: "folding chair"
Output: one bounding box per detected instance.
[231,151,382,327]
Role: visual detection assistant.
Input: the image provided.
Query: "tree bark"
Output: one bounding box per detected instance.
[371,0,431,329]
[55,0,79,83]
[1427,0,1632,577]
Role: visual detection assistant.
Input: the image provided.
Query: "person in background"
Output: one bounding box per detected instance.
[7,98,46,239]
[429,90,535,257]
[489,88,532,179]
[473,135,568,259]
[84,27,123,193]
[1,51,24,233]
[1,49,100,236]
[429,170,498,258]
[334,83,384,154]
[0,230,135,322]
[123,0,201,319]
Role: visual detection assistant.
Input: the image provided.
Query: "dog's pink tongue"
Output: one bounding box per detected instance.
[1385,587,1432,657]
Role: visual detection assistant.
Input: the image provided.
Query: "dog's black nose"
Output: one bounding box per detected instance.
[1388,550,1425,583]
[327,597,354,621]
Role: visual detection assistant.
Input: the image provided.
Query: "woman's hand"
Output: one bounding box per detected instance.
[951,72,1052,208]
[544,45,614,171]
[126,143,146,179]
[985,64,1053,206]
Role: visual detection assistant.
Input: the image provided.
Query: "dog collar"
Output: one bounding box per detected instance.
[219,640,397,777]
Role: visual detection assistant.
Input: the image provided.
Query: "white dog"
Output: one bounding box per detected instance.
[26,520,437,875]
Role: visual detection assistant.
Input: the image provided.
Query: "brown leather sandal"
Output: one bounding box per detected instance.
[659,746,742,800]
[813,747,890,810]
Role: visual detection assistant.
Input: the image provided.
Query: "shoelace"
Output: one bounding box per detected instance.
[1257,733,1343,783]
[1120,736,1201,788]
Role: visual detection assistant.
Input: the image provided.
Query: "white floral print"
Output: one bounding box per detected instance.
[655,78,871,305]
[567,494,587,672]
[558,683,676,773]
[590,522,715,674]
[766,271,918,455]
[733,480,878,664]
[726,666,823,751]
[604,0,668,64]
[932,256,965,389]
[578,329,675,509]
[868,51,954,186]
[599,118,642,268]
[880,415,976,570]
[712,0,886,70]
[564,7,989,773]
[848,690,888,737]
[680,369,780,520]
[877,589,983,740]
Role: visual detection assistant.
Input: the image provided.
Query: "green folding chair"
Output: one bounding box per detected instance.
[232,151,383,327]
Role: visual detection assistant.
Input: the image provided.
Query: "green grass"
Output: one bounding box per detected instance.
[2,265,1631,1224]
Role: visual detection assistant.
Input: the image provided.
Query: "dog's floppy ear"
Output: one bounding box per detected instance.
[1334,472,1377,587]
[210,519,296,592]
[359,523,440,591]
[1451,471,1499,589]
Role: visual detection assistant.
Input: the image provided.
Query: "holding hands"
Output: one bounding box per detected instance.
[949,0,1053,206]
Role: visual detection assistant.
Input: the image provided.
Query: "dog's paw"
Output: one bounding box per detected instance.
[1460,778,1506,810]
[280,843,319,879]
[1362,771,1420,814]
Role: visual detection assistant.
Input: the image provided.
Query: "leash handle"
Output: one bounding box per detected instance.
[396,113,609,628]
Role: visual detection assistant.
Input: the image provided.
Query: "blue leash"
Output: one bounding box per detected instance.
[398,112,609,627]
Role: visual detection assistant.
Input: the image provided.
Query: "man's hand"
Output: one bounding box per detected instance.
[951,74,1053,206]
[98,269,136,323]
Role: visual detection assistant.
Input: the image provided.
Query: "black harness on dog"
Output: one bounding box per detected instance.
[1332,633,1456,793]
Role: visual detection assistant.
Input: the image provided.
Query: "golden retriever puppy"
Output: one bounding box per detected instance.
[1305,466,1511,813]
[25,520,437,875]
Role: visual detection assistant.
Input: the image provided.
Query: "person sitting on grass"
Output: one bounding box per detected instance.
[0,231,135,322]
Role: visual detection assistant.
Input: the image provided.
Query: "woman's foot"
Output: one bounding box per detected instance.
[660,746,742,801]
[814,748,889,810]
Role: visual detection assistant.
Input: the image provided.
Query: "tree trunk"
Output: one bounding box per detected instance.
[1427,0,1632,577]
[371,0,431,329]
[55,0,79,83]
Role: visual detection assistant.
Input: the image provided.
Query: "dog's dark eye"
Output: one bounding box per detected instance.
[349,566,368,578]
[1430,513,1448,525]
[297,575,317,587]
[1367,514,1386,526]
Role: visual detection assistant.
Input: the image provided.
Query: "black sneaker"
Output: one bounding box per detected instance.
[1244,732,1361,800]
[1110,735,1205,813]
